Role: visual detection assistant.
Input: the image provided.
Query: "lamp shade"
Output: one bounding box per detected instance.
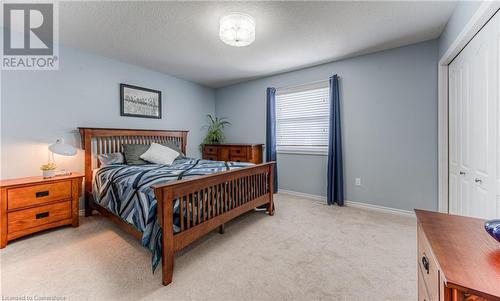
[48,138,76,156]
[219,13,255,47]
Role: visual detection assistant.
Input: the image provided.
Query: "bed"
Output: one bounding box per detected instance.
[79,127,275,286]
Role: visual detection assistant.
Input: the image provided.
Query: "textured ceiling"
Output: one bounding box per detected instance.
[58,1,457,88]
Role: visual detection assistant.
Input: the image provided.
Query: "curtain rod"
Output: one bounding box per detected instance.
[275,77,337,91]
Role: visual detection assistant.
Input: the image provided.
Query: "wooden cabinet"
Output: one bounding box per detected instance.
[0,173,83,248]
[415,210,500,301]
[202,144,263,164]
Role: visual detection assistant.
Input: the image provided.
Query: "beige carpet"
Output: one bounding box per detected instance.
[0,193,416,301]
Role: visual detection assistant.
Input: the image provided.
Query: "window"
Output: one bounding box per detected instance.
[276,81,330,154]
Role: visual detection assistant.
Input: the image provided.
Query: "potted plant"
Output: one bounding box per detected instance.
[40,163,57,178]
[200,114,231,150]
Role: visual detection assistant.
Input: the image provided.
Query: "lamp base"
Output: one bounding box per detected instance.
[42,170,56,179]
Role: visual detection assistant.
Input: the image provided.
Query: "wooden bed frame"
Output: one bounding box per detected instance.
[78,127,274,285]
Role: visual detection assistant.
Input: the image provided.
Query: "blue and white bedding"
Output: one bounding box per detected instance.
[92,158,253,272]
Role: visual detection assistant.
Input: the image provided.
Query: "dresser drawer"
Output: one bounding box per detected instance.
[203,154,218,161]
[203,145,218,155]
[7,181,72,210]
[417,224,439,301]
[230,155,248,162]
[230,147,246,157]
[8,201,71,233]
[418,264,432,301]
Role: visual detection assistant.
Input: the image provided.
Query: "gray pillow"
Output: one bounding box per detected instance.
[123,144,151,165]
[122,143,184,165]
[98,152,125,166]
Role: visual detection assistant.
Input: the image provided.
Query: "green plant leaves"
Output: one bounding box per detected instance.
[200,114,231,149]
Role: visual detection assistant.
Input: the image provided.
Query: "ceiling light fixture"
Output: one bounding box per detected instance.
[219,13,255,47]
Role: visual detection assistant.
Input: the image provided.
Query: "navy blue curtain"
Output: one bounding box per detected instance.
[266,87,278,193]
[327,75,344,206]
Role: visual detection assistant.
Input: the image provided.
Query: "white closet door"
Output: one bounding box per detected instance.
[449,54,472,215]
[449,11,499,219]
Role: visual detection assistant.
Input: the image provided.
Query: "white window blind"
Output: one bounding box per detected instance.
[276,81,330,154]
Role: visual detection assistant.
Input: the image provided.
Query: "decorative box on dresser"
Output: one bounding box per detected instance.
[0,173,84,248]
[202,144,263,164]
[415,210,500,301]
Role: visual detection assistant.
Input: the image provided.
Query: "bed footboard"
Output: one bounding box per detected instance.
[153,162,275,286]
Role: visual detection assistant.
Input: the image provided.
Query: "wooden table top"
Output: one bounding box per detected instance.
[415,209,500,300]
[0,173,83,188]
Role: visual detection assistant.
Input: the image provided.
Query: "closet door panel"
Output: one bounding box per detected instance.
[460,176,471,215]
[448,64,460,172]
[449,173,458,214]
[471,12,498,219]
[458,62,471,173]
[448,53,462,215]
[449,53,473,216]
[471,44,489,176]
[458,60,472,212]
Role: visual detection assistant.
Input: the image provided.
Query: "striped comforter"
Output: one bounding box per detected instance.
[92,158,253,272]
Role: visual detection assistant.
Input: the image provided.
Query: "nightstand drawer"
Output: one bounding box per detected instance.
[230,147,246,157]
[204,146,218,155]
[8,201,71,233]
[230,155,248,162]
[203,154,218,161]
[7,181,71,210]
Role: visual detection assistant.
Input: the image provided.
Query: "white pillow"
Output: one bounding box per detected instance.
[140,143,180,165]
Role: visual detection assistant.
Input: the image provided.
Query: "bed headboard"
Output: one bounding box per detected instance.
[78,127,188,206]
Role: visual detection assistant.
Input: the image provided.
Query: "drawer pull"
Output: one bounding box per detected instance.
[421,255,430,274]
[36,212,49,219]
[35,191,49,198]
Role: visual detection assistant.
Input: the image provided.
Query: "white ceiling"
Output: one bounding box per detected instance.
[59,1,457,88]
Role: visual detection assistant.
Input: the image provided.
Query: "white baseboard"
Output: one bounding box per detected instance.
[79,191,415,217]
[278,189,415,217]
[278,189,326,202]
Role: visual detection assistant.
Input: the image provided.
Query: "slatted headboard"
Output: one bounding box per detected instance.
[78,127,188,214]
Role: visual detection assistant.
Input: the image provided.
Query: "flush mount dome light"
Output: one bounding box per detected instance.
[219,13,255,47]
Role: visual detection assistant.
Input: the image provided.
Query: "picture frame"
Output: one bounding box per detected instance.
[120,84,162,119]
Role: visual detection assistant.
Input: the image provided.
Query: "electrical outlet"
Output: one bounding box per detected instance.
[355,178,361,186]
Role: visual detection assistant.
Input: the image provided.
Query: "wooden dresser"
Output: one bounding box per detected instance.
[415,210,500,301]
[202,144,263,164]
[0,173,83,248]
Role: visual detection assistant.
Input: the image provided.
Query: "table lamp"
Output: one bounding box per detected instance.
[45,138,77,177]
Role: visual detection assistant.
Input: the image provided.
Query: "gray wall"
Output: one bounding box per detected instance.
[1,46,215,182]
[215,40,438,211]
[438,1,482,59]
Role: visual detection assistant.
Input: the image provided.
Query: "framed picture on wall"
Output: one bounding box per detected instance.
[120,84,162,119]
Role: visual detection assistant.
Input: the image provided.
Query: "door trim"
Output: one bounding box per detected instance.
[438,2,500,213]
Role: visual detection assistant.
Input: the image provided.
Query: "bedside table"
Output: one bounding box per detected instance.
[0,173,84,248]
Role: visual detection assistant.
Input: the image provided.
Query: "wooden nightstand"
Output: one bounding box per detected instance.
[0,173,83,248]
